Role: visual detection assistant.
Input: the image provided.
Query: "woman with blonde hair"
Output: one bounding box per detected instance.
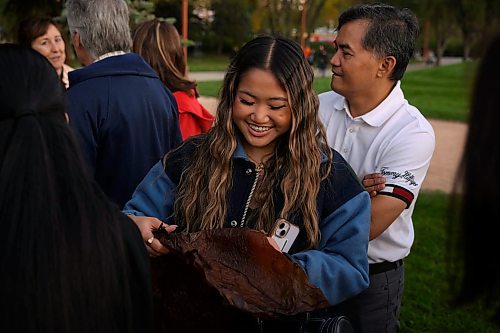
[133,19,214,140]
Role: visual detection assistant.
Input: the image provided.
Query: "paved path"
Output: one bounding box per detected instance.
[195,57,466,194]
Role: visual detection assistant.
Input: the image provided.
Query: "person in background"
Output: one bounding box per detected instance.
[318,3,435,332]
[123,36,371,323]
[133,19,214,140]
[448,33,500,325]
[65,0,182,208]
[315,44,329,77]
[17,16,74,89]
[0,44,152,332]
[303,44,313,65]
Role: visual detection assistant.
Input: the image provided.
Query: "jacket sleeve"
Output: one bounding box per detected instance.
[291,191,370,305]
[122,160,177,220]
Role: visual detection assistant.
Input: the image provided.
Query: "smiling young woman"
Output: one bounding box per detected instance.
[123,36,371,331]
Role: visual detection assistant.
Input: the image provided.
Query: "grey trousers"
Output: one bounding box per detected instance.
[331,264,404,333]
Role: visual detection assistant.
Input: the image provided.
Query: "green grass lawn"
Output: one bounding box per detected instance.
[188,54,229,72]
[402,192,500,332]
[196,61,476,123]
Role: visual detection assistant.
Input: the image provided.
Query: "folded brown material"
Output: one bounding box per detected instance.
[151,228,329,332]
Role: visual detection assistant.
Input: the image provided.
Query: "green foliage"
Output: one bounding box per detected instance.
[401,192,500,332]
[0,0,63,39]
[211,0,252,53]
[126,0,156,29]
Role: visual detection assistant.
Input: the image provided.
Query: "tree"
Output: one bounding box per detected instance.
[420,0,458,65]
[0,0,63,39]
[212,0,253,53]
[127,0,156,29]
[455,0,487,60]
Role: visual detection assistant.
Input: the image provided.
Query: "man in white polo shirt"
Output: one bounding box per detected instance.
[319,3,435,333]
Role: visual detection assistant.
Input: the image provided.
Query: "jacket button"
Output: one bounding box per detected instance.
[230,220,238,227]
[245,168,252,175]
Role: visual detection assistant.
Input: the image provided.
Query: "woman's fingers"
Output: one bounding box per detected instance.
[127,215,178,256]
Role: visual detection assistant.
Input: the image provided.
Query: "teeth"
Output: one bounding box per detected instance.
[249,124,271,132]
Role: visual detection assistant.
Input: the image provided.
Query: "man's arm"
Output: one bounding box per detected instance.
[369,194,406,240]
[362,172,405,240]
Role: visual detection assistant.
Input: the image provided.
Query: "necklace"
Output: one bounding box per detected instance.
[240,163,263,228]
[246,154,261,166]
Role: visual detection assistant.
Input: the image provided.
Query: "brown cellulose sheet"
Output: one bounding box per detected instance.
[151,228,329,332]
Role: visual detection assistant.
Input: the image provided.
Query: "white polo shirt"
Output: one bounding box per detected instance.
[319,82,435,263]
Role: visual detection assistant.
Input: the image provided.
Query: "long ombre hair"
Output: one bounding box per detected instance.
[172,36,332,248]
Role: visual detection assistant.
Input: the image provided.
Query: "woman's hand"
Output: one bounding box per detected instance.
[127,215,177,257]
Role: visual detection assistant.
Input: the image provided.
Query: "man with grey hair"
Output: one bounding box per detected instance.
[66,0,182,208]
[319,3,435,332]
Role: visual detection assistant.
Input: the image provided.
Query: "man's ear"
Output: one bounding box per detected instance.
[377,56,396,78]
[71,31,94,66]
[71,31,82,50]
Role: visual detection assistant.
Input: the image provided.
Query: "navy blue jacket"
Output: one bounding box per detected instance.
[67,53,182,207]
[124,136,370,305]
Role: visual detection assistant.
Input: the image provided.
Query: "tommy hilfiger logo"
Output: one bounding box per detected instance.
[379,184,415,208]
[380,167,418,186]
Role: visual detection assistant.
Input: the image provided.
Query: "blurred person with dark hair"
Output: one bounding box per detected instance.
[448,33,500,325]
[133,19,214,140]
[319,3,435,332]
[17,16,73,89]
[65,0,182,207]
[315,44,329,77]
[0,44,152,332]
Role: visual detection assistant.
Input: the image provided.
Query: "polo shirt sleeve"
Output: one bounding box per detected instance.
[376,128,435,208]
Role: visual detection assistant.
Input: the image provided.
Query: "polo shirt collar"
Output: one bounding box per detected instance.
[335,81,405,127]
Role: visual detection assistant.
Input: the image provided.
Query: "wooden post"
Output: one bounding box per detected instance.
[182,0,188,69]
[300,0,308,49]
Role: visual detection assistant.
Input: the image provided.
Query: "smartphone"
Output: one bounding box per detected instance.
[270,219,300,253]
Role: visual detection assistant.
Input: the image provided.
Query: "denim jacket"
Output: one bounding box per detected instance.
[124,136,370,305]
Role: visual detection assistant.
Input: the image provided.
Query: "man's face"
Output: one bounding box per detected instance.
[329,19,383,99]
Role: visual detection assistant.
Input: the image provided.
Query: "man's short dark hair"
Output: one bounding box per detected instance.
[338,3,419,81]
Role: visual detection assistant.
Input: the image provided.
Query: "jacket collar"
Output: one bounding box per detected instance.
[333,81,405,127]
[68,53,159,86]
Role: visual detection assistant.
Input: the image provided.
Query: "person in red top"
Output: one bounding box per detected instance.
[133,19,214,140]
